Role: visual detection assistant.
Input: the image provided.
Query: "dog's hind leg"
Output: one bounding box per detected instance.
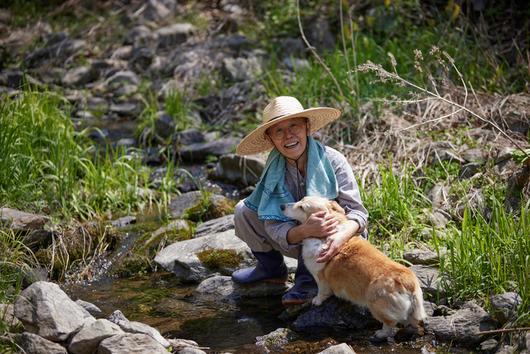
[312,275,333,306]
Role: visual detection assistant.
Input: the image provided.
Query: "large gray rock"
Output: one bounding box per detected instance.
[213,154,265,187]
[97,333,167,354]
[178,138,239,162]
[69,319,124,354]
[292,297,378,333]
[155,23,195,49]
[425,301,497,346]
[194,214,234,238]
[14,281,94,341]
[107,310,169,348]
[194,275,289,301]
[154,229,253,282]
[14,332,68,354]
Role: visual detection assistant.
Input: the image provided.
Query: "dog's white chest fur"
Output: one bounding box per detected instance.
[301,238,326,276]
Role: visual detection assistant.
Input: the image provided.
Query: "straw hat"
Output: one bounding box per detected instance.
[236,96,341,155]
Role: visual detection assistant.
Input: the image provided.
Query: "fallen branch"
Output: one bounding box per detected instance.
[477,327,530,335]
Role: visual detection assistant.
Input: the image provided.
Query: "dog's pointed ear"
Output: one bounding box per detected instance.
[329,200,345,214]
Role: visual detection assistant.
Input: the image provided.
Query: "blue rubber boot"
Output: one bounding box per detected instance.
[232,250,288,284]
[281,254,317,305]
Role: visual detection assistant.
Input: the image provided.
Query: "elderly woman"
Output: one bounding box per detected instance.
[231,96,368,305]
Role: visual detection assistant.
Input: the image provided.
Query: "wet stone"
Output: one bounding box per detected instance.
[291,296,378,334]
[255,328,298,353]
[194,275,289,301]
[318,343,356,354]
[154,229,253,282]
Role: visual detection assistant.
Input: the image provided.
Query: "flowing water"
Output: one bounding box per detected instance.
[65,272,468,354]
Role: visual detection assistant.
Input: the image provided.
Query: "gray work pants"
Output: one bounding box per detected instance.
[234,200,300,259]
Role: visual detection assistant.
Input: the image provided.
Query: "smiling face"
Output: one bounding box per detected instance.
[266,117,308,160]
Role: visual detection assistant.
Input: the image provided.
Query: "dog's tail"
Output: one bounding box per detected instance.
[408,278,427,334]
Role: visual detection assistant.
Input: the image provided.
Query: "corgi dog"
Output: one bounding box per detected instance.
[282,196,426,341]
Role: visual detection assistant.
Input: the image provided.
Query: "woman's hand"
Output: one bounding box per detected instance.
[316,220,360,263]
[286,211,339,245]
[302,211,339,238]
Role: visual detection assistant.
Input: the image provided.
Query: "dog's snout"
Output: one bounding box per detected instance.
[280,204,285,211]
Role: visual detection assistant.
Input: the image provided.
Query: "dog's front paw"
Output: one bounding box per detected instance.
[311,296,324,306]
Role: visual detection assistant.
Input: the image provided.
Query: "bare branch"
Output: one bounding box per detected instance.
[296,0,345,99]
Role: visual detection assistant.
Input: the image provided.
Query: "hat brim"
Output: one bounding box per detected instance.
[236,107,341,155]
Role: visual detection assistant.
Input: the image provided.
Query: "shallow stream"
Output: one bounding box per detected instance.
[65,273,468,354]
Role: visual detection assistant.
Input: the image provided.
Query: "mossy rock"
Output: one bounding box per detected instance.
[184,194,235,223]
[196,249,243,270]
[111,254,152,277]
[135,219,193,255]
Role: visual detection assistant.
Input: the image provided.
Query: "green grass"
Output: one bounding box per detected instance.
[0,90,176,220]
[436,201,530,324]
[362,164,530,324]
[0,229,36,350]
